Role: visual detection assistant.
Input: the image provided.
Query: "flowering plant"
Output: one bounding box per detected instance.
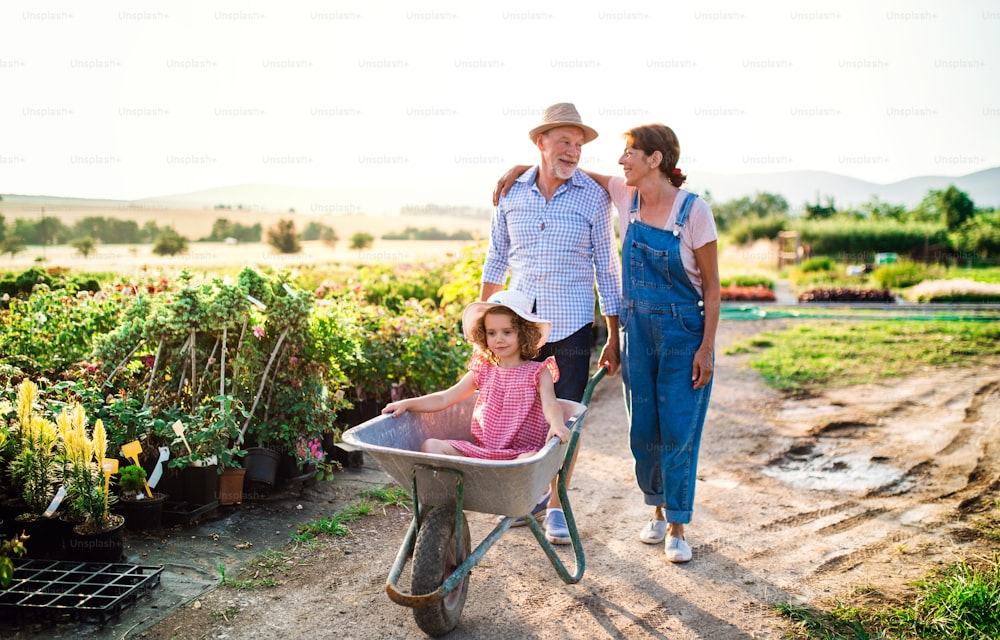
[58,404,118,528]
[7,380,60,517]
[294,435,336,481]
[294,435,325,469]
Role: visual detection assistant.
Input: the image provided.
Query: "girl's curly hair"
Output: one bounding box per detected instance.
[469,307,542,364]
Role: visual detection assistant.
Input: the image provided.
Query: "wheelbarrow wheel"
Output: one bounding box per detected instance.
[411,505,471,637]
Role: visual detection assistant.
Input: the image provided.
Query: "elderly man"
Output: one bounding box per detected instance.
[482,102,622,544]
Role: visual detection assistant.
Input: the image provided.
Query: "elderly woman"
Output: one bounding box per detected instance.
[494,123,720,562]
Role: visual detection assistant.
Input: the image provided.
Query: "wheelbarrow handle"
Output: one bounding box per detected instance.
[581,366,607,408]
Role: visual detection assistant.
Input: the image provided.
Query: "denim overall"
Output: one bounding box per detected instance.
[621,191,713,524]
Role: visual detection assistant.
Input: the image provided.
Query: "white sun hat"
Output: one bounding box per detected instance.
[461,290,551,350]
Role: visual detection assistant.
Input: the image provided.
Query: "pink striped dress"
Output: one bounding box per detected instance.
[448,354,560,460]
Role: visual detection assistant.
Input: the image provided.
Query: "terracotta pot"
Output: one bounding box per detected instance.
[218,468,246,506]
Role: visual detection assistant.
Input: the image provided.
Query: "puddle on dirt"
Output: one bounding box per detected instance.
[762,440,908,492]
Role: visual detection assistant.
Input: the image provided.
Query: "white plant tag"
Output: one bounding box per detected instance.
[42,486,67,518]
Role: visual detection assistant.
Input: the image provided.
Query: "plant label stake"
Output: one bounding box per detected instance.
[42,486,67,519]
[148,446,170,490]
[102,458,119,518]
[172,420,193,455]
[247,295,266,310]
[121,440,153,498]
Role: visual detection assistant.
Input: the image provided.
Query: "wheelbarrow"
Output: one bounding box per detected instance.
[341,368,606,637]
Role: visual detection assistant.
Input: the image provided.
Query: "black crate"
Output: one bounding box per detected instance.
[0,559,163,624]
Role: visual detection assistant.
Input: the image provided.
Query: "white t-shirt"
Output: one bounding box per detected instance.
[608,176,718,295]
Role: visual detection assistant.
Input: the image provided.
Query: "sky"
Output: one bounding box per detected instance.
[2,0,999,213]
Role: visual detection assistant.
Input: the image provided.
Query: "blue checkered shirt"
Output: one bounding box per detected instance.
[483,166,622,342]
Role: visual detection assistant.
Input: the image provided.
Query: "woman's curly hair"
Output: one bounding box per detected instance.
[469,307,542,364]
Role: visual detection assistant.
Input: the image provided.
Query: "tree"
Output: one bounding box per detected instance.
[151,230,189,256]
[712,191,789,231]
[917,185,975,230]
[952,210,1000,259]
[266,219,301,254]
[858,196,907,221]
[301,221,339,245]
[1,236,26,259]
[69,236,97,259]
[350,232,374,250]
[804,195,837,220]
[36,215,67,245]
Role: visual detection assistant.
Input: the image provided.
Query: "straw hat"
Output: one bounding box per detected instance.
[462,290,551,350]
[528,102,599,145]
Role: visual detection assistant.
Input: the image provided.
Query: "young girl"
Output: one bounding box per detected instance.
[381,289,570,460]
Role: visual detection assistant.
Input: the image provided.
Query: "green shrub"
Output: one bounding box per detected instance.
[870,260,935,289]
[798,257,836,273]
[720,274,774,289]
[14,267,51,293]
[727,215,787,245]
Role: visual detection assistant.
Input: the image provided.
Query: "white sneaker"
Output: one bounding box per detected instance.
[664,536,692,563]
[639,519,667,544]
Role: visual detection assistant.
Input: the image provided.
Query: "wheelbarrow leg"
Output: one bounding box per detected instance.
[525,367,606,584]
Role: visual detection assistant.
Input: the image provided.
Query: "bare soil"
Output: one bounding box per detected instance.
[123,318,1000,640]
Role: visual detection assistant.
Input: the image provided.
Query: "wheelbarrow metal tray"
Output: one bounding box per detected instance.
[342,396,586,517]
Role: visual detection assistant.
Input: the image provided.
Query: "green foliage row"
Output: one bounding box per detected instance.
[791,219,950,260]
[1,214,167,246]
[382,226,476,241]
[719,274,774,289]
[1,282,122,375]
[1,255,484,463]
[711,186,998,262]
[0,267,102,298]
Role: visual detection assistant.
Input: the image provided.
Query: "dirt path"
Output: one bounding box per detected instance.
[137,319,1000,639]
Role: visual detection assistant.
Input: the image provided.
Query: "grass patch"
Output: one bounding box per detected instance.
[777,556,1000,639]
[945,266,1000,284]
[360,486,411,507]
[732,319,1000,392]
[292,485,412,542]
[218,485,412,591]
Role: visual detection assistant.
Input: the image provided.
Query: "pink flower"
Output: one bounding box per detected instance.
[296,436,325,464]
[288,356,300,365]
[252,325,265,339]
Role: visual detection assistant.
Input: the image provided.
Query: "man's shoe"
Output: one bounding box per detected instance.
[639,519,667,544]
[664,536,692,563]
[499,490,550,527]
[543,509,571,545]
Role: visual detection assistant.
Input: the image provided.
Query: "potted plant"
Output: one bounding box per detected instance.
[114,464,166,531]
[159,394,247,507]
[62,411,125,562]
[7,380,63,558]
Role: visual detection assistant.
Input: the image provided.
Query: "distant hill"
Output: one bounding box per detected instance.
[689,167,1000,212]
[4,167,997,214]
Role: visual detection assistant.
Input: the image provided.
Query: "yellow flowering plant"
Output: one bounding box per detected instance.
[57,406,118,531]
[7,380,60,517]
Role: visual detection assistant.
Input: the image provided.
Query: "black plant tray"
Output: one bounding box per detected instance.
[162,500,219,526]
[0,559,163,624]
